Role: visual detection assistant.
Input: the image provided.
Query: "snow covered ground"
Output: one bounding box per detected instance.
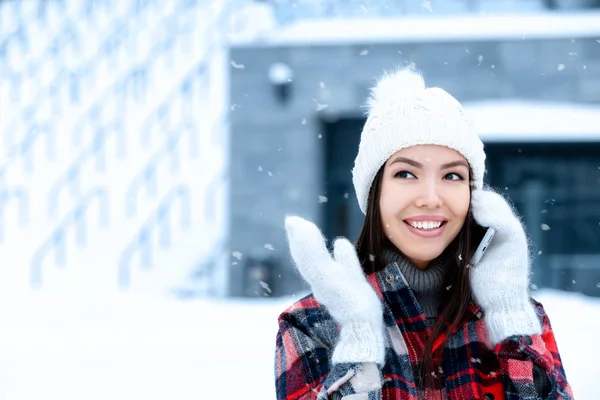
[0,289,597,399]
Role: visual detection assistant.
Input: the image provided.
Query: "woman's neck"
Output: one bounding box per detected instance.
[381,247,447,318]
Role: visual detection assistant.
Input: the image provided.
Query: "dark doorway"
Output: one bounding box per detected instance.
[485,142,600,296]
[321,117,364,243]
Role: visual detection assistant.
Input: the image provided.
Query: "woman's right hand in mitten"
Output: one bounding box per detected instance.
[284,216,386,365]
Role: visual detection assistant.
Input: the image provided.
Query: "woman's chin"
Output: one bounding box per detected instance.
[402,249,445,269]
[389,235,448,267]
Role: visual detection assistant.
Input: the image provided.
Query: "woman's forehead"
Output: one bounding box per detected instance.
[387,145,467,164]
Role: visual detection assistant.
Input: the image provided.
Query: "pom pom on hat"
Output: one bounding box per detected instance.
[364,67,426,114]
[352,66,486,215]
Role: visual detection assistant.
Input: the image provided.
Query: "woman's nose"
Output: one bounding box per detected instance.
[415,182,443,209]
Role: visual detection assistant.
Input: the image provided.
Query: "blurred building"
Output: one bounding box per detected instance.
[2,0,600,300]
[0,0,235,298]
[228,1,600,298]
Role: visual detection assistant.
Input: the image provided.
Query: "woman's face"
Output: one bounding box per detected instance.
[379,145,471,270]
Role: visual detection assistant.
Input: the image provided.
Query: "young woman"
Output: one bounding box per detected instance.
[274,68,573,400]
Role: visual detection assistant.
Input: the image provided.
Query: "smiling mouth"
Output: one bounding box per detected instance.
[403,220,447,231]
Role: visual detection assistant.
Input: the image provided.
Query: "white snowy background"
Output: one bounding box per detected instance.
[0,289,598,399]
[1,1,599,399]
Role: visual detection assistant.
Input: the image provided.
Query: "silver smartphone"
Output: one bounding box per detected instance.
[471,226,495,266]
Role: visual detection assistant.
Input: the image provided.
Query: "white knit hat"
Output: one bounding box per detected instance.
[352,67,486,214]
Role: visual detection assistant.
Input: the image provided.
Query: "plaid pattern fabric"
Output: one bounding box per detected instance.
[275,261,573,400]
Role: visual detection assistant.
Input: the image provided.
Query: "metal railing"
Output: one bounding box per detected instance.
[30,187,109,287]
[118,184,191,288]
[125,120,196,217]
[48,122,124,218]
[4,119,55,173]
[0,186,29,244]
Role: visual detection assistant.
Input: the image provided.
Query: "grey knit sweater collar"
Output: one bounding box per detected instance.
[381,247,447,319]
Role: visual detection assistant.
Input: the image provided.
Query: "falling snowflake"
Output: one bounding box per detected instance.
[259,281,272,294]
[315,103,328,111]
[319,81,326,88]
[369,254,376,262]
[231,61,245,69]
[477,55,484,65]
[318,133,322,139]
[318,195,328,203]
[258,166,263,172]
[301,118,307,125]
[359,49,369,56]
[264,243,275,251]
[422,1,433,12]
[558,64,566,71]
[268,171,273,177]
[343,193,349,199]
[541,223,551,231]
[538,250,543,255]
[232,251,243,260]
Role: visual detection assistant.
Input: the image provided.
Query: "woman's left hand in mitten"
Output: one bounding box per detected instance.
[469,189,542,345]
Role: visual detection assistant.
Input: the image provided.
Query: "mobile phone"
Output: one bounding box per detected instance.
[471,223,495,266]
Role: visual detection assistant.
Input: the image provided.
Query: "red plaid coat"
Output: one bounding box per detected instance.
[274,260,573,399]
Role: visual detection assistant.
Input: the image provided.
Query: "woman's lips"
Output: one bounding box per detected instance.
[403,220,447,238]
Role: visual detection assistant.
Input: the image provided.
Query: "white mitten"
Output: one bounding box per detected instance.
[285,216,386,365]
[470,189,542,345]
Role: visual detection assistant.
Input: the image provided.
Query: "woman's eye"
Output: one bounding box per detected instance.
[395,171,416,179]
[444,172,465,181]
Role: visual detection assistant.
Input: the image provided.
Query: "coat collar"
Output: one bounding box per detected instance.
[367,260,483,352]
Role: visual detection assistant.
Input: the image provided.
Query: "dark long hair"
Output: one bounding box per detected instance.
[355,165,476,393]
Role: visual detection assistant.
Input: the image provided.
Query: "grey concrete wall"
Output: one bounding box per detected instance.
[227,36,600,297]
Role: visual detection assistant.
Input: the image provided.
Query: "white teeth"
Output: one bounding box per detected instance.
[409,221,442,230]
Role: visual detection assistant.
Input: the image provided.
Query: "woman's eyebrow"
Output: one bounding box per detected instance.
[388,157,422,168]
[441,160,469,170]
[388,157,469,170]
